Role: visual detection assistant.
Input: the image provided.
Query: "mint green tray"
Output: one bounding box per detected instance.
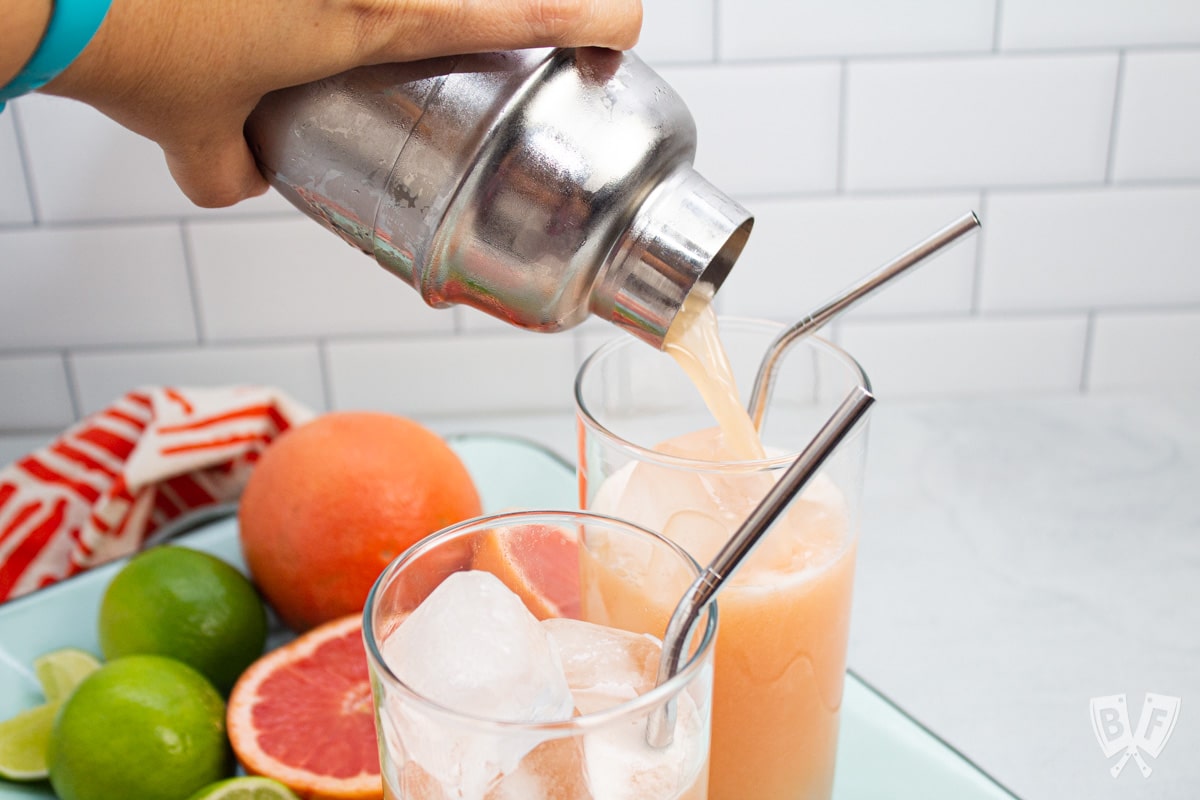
[0,434,1015,800]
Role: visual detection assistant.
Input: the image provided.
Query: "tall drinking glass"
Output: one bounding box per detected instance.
[575,319,871,800]
[365,510,719,800]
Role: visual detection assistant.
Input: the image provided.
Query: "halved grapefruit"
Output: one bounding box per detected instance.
[471,523,581,621]
[227,615,381,800]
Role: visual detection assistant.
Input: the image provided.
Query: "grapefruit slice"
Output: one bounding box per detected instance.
[471,523,581,621]
[227,615,381,800]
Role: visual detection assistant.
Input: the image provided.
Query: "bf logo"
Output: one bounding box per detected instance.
[1090,693,1181,778]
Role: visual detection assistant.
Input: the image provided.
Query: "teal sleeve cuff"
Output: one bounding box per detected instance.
[0,0,114,108]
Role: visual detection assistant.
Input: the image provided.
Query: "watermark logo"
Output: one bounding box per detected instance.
[1090,693,1181,778]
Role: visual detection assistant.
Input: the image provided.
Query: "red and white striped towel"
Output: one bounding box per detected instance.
[0,387,313,601]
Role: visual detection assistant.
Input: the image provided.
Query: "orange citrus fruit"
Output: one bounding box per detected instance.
[238,412,482,631]
[227,614,380,800]
[471,523,581,620]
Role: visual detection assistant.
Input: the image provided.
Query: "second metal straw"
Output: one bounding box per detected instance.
[646,384,876,748]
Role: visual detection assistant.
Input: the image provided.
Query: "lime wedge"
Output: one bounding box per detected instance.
[185,776,301,799]
[33,648,102,703]
[0,702,57,781]
[0,648,101,782]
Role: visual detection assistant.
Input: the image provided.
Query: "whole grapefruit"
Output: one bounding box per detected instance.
[238,412,481,631]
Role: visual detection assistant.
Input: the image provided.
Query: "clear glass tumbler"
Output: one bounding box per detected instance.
[364,510,719,800]
[575,319,871,800]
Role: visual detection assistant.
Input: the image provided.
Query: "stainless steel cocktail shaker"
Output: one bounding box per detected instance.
[245,47,752,348]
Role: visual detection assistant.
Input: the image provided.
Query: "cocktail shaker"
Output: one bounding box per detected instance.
[245,47,753,348]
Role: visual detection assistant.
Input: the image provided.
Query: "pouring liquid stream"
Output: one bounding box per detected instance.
[661,284,766,463]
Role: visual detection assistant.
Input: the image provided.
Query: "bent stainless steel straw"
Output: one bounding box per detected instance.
[746,211,980,430]
[647,384,876,748]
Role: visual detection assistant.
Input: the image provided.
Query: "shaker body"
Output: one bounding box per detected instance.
[246,48,752,347]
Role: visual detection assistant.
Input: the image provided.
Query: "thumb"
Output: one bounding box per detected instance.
[163,128,270,208]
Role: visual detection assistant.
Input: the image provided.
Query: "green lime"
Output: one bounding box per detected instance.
[98,545,267,693]
[48,655,230,800]
[34,648,102,703]
[186,776,300,800]
[0,647,101,781]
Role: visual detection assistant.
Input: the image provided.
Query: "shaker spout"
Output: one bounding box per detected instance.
[592,166,754,349]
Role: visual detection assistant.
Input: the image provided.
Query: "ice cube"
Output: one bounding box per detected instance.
[484,738,591,800]
[542,618,659,715]
[395,761,449,800]
[584,704,704,800]
[381,570,575,798]
[591,428,848,583]
[660,509,728,567]
[541,618,707,800]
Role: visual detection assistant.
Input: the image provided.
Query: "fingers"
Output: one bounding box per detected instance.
[362,0,642,63]
[163,130,269,208]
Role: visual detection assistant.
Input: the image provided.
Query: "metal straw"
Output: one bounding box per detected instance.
[646,384,876,748]
[746,211,980,430]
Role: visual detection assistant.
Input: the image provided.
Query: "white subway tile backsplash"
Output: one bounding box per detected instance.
[1,1,1198,425]
[576,328,624,374]
[456,306,519,335]
[15,95,292,222]
[638,0,714,64]
[0,355,74,428]
[1111,51,1200,182]
[0,113,32,225]
[0,225,196,350]
[186,218,454,341]
[980,186,1200,311]
[657,62,840,195]
[720,0,995,60]
[1087,310,1200,392]
[455,304,611,339]
[18,95,194,221]
[0,434,52,466]
[844,54,1118,190]
[69,343,327,416]
[1000,0,1200,50]
[838,315,1089,397]
[719,193,980,322]
[326,335,577,417]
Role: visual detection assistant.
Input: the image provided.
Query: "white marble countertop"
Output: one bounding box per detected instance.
[2,393,1194,798]
[431,393,1200,800]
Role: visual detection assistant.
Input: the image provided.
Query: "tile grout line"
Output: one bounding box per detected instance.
[969,192,989,314]
[1104,50,1127,184]
[678,42,1200,69]
[4,179,1200,238]
[711,0,721,62]
[178,222,208,344]
[60,350,83,422]
[1079,310,1097,393]
[728,178,1200,205]
[836,59,849,193]
[8,102,42,225]
[0,210,301,232]
[316,338,335,411]
[992,0,1005,52]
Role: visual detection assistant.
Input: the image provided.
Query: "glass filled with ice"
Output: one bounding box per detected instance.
[575,318,871,800]
[364,510,718,800]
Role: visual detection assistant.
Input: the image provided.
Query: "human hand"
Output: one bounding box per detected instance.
[43,0,642,208]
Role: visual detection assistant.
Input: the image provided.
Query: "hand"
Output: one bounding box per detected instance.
[43,0,642,208]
